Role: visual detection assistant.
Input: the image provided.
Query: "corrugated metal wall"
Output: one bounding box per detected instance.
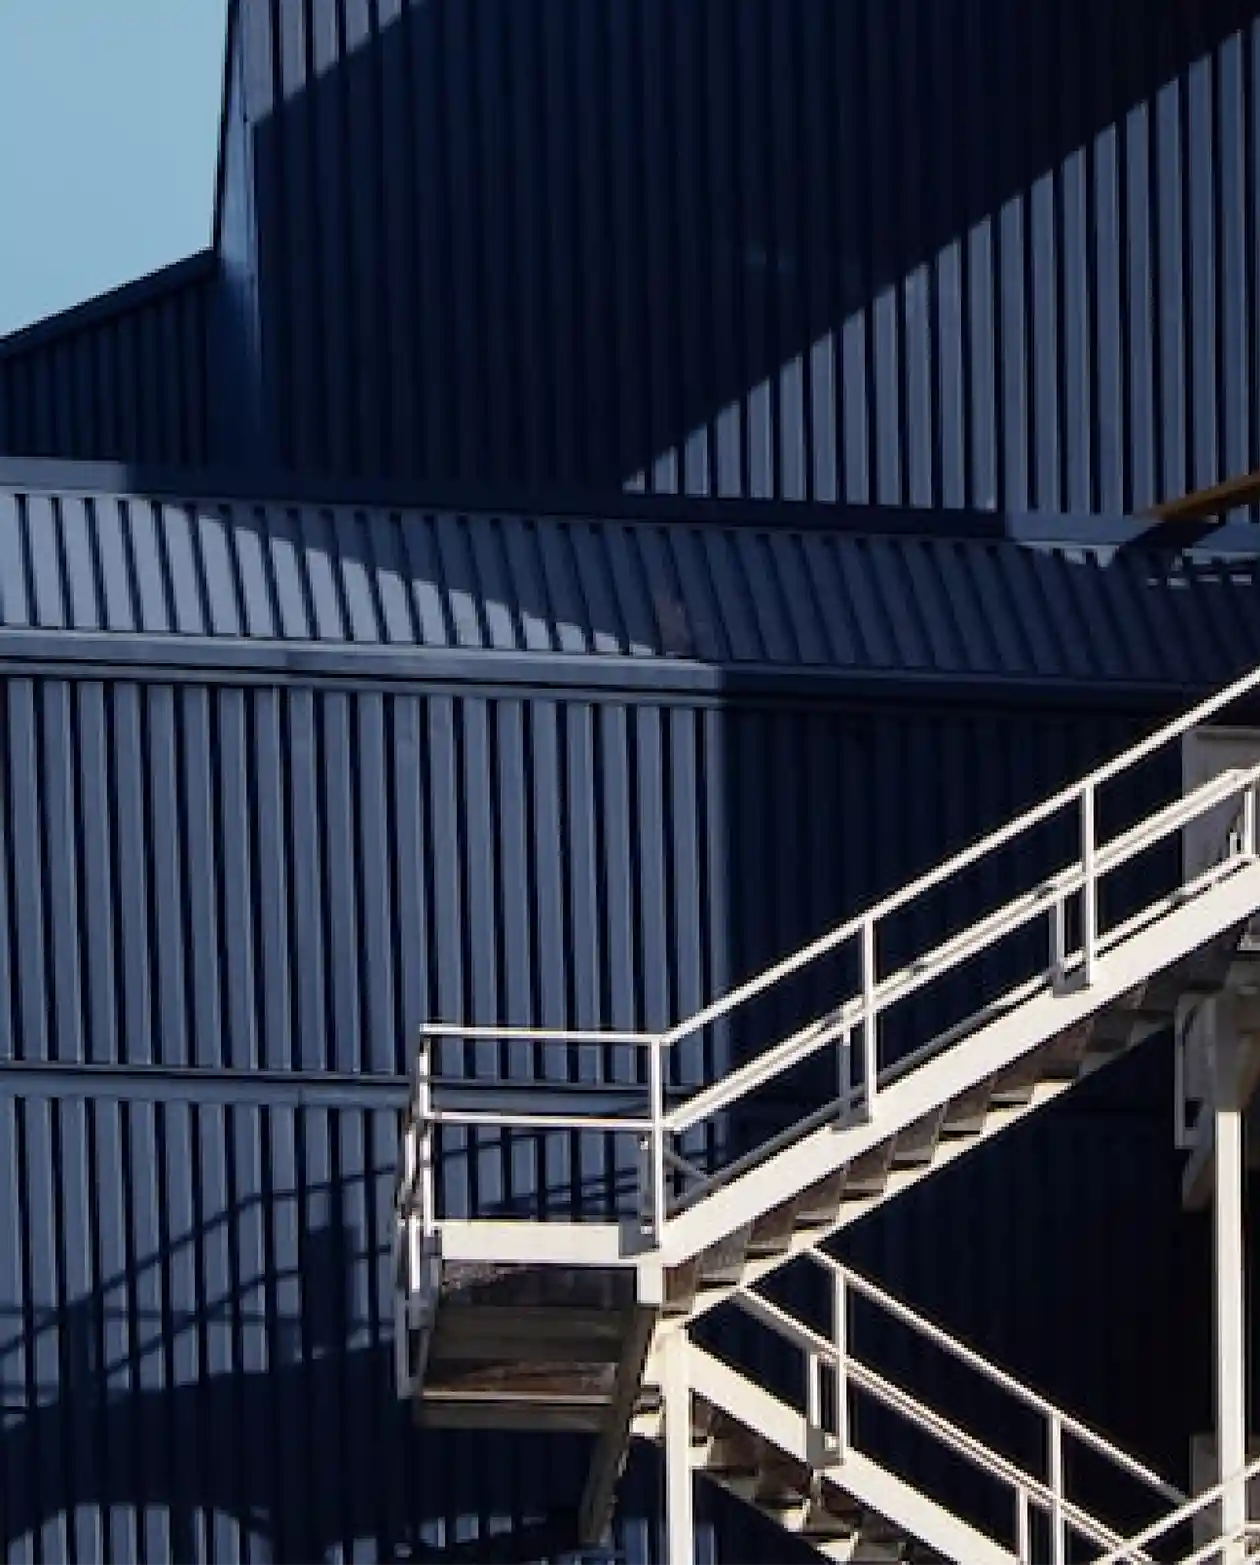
[1,1076,1191,1563]
[230,0,1260,510]
[0,1080,832,1565]
[3,485,1260,686]
[0,256,215,469]
[0,632,1210,1561]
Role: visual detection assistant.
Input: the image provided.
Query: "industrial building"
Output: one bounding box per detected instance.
[4,3,1260,1562]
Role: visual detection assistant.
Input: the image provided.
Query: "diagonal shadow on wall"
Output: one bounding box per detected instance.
[228,0,1260,509]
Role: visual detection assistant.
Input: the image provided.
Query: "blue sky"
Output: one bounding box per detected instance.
[0,1,229,336]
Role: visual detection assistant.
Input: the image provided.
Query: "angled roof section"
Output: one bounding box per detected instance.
[0,465,1258,694]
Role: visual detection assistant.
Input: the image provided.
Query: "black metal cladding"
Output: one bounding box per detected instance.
[225,0,1260,510]
[0,257,216,468]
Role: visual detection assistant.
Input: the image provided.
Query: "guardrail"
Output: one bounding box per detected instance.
[1089,1453,1260,1564]
[723,1249,1181,1565]
[400,660,1260,1245]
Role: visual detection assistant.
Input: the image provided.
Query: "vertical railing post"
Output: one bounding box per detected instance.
[1081,784,1098,985]
[1049,1412,1066,1565]
[806,1350,821,1430]
[833,1270,849,1460]
[1049,896,1066,990]
[648,1038,667,1242]
[838,1025,852,1116]
[416,1033,436,1240]
[861,918,878,1112]
[1174,1009,1191,1151]
[662,1330,695,1565]
[1243,782,1259,859]
[1015,1489,1031,1564]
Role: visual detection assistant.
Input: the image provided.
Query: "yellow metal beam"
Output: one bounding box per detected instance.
[1148,470,1260,522]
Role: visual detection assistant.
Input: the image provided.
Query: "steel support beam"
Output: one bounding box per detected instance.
[661,1330,694,1565]
[578,1304,658,1546]
[1214,1002,1249,1565]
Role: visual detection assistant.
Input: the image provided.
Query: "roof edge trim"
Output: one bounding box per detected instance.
[0,626,1247,711]
[211,0,241,253]
[1,455,1256,552]
[0,251,219,359]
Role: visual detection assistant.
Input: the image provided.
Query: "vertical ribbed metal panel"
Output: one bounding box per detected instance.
[0,647,1213,1560]
[0,260,213,468]
[233,0,1260,510]
[0,1076,841,1565]
[4,490,1260,686]
[0,668,1163,1083]
[0,1078,1197,1564]
[0,677,728,1095]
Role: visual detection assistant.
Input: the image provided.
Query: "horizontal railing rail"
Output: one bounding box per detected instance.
[402,756,1260,1240]
[654,659,1260,1051]
[400,660,1260,1247]
[805,1250,1184,1510]
[1175,1528,1260,1565]
[666,761,1258,1138]
[723,1261,1170,1565]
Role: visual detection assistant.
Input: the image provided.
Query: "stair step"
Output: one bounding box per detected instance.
[795,1167,849,1226]
[816,1541,903,1565]
[989,1048,1046,1104]
[703,1436,761,1482]
[844,1138,898,1196]
[799,1498,863,1540]
[696,1223,753,1285]
[890,1106,947,1167]
[1036,1022,1093,1079]
[747,1197,801,1256]
[940,1075,996,1136]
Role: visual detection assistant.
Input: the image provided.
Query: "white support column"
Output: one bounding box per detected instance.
[662,1330,695,1565]
[1213,1000,1248,1565]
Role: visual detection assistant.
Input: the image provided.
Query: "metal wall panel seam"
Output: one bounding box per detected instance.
[0,632,1252,720]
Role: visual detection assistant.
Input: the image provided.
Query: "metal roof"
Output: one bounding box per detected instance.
[1,477,1260,688]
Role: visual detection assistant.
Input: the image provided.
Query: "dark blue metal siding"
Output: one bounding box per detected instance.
[0,259,216,469]
[3,484,1260,686]
[230,0,1260,510]
[0,659,1167,1086]
[208,2,267,468]
[0,1079,1198,1563]
[0,673,732,1092]
[0,518,1238,1558]
[0,1079,833,1565]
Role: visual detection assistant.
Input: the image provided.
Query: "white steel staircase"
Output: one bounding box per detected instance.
[394,665,1260,1564]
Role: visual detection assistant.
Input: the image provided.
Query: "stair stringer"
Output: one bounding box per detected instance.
[659,859,1260,1271]
[684,1343,1016,1565]
[680,1077,1082,1320]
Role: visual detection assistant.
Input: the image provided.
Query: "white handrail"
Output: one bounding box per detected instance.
[417,663,1260,1061]
[1177,1527,1260,1565]
[730,1284,1152,1561]
[1089,1454,1260,1564]
[405,664,1260,1244]
[805,1250,1183,1507]
[655,659,1260,1050]
[666,760,1260,1136]
[421,1023,660,1046]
